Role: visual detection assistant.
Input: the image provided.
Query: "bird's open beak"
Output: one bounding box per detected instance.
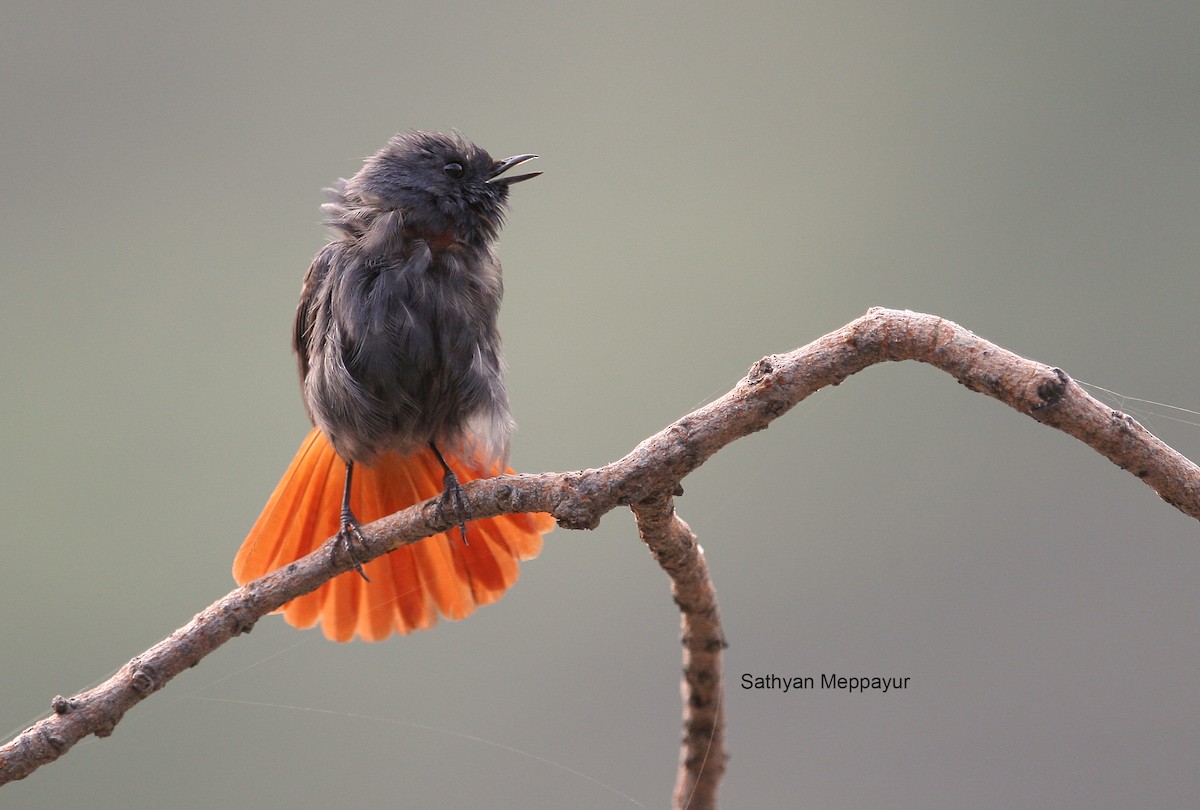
[487,154,541,185]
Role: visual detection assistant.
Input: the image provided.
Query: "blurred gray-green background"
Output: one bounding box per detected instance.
[3,1,1199,807]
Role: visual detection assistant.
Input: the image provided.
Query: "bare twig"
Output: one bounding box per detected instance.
[3,308,1199,800]
[631,495,726,810]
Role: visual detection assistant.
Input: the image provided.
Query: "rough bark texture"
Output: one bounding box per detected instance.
[4,309,1199,807]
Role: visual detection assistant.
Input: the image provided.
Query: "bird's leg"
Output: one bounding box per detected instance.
[429,441,468,544]
[337,461,371,581]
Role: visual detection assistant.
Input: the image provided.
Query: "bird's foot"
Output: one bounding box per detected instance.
[441,468,469,545]
[336,508,371,582]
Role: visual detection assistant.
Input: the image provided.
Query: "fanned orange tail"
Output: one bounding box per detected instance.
[233,428,553,642]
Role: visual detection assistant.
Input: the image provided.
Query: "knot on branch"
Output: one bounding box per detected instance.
[39,729,68,753]
[551,472,608,530]
[1032,367,1069,411]
[130,663,159,695]
[222,603,258,637]
[492,481,518,509]
[746,356,776,385]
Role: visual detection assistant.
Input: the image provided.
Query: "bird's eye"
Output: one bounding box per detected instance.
[443,162,465,179]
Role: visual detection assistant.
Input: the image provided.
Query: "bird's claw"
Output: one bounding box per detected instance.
[441,469,469,544]
[336,509,371,581]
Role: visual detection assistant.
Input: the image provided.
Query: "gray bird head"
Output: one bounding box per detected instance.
[341,130,539,246]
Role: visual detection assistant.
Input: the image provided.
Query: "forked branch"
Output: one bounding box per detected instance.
[3,308,1198,810]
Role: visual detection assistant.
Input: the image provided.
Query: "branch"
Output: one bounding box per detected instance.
[631,495,726,810]
[4,308,1199,802]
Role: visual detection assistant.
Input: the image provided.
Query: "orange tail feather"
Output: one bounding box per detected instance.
[234,428,552,642]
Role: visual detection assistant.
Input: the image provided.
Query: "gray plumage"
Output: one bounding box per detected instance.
[293,130,539,469]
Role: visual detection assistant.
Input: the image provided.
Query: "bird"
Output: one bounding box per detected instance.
[233,130,553,642]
